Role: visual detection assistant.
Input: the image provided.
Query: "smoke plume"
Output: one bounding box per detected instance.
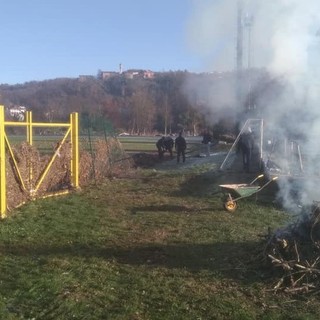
[186,0,320,211]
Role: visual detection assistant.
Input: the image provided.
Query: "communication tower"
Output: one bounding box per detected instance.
[236,0,244,110]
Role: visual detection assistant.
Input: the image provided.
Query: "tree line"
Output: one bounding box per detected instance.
[0,69,284,137]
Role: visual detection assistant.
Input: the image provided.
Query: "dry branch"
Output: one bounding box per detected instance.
[265,202,320,294]
[6,138,133,213]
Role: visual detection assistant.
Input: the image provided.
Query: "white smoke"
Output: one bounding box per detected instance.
[261,0,320,211]
[186,0,238,71]
[187,0,320,73]
[187,0,320,211]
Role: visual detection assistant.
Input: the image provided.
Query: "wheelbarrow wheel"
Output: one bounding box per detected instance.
[224,199,237,212]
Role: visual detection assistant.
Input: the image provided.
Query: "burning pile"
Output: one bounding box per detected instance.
[265,202,320,294]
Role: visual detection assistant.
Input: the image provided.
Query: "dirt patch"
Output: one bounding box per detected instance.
[131,152,173,168]
[130,151,260,182]
[130,152,219,172]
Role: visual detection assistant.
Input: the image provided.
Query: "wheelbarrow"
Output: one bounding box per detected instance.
[219,174,278,212]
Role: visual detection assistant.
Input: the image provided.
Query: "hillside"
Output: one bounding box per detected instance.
[0,69,282,136]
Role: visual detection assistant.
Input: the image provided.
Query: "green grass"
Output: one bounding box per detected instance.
[6,134,207,156]
[118,140,156,152]
[7,135,168,154]
[0,164,318,319]
[118,136,202,153]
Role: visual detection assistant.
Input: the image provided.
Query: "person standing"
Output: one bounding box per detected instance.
[239,127,254,172]
[164,136,174,159]
[175,132,187,163]
[202,130,212,156]
[156,137,165,159]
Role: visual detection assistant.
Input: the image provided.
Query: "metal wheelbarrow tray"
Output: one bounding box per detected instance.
[219,174,278,212]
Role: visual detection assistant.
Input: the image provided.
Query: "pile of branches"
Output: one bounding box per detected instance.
[6,138,134,211]
[79,138,134,184]
[7,142,72,210]
[265,202,320,294]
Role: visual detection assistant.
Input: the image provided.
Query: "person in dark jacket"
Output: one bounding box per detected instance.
[156,137,165,159]
[156,136,174,159]
[164,136,174,158]
[202,130,212,156]
[175,132,187,163]
[238,127,254,172]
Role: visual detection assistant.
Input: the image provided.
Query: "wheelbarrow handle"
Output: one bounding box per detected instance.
[249,174,264,185]
[254,176,278,194]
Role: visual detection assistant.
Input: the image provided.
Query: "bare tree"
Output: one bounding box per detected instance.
[130,89,155,135]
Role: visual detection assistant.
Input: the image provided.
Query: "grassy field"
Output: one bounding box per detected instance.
[0,155,319,319]
[6,134,203,154]
[117,136,203,153]
[6,134,219,158]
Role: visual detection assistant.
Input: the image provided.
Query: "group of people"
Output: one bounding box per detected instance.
[156,127,255,172]
[156,132,186,163]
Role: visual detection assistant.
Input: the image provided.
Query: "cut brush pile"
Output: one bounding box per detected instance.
[6,138,133,212]
[265,202,320,294]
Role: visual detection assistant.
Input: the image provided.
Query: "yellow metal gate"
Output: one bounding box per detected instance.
[0,105,79,218]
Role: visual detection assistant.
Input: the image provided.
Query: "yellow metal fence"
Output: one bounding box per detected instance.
[0,105,79,218]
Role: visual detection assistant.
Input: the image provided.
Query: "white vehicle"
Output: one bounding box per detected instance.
[118,132,130,136]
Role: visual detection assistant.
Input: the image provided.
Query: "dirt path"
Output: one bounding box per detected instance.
[153,152,227,171]
[132,149,263,187]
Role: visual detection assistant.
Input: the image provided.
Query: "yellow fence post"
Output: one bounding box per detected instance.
[0,106,6,218]
[26,111,33,196]
[26,111,33,145]
[71,112,79,188]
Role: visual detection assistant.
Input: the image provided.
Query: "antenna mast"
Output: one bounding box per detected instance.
[236,0,244,111]
[236,0,243,72]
